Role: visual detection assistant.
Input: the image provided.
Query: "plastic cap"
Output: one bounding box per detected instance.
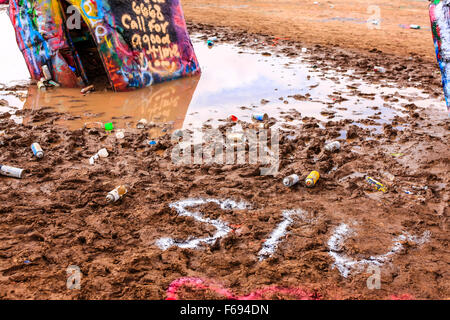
[98,148,109,158]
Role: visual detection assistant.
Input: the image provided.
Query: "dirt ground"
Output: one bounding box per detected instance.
[182,0,437,62]
[0,1,449,300]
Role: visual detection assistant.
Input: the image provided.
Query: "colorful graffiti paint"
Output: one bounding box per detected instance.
[9,0,200,91]
[166,277,321,300]
[9,0,82,87]
[430,0,450,113]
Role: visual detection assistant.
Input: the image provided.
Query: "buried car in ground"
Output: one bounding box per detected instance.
[9,0,200,91]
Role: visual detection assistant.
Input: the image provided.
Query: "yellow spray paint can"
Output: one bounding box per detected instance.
[365,176,388,193]
[305,170,320,188]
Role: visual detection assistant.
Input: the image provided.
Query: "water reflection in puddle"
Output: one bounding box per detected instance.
[0,5,446,134]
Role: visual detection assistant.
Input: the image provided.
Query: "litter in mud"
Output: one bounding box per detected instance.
[0,1,448,302]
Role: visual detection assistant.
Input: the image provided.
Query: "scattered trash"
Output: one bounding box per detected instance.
[24,260,31,264]
[104,122,114,132]
[250,122,269,130]
[42,65,52,81]
[115,130,125,139]
[252,113,269,121]
[89,148,109,165]
[283,174,300,187]
[390,153,404,157]
[404,190,414,195]
[305,171,320,188]
[381,171,395,182]
[207,40,214,47]
[37,78,46,91]
[31,142,44,159]
[412,186,428,191]
[374,66,386,73]
[173,130,183,138]
[81,85,95,94]
[106,185,128,203]
[228,115,238,122]
[148,140,157,146]
[409,24,421,30]
[324,141,341,152]
[301,48,308,53]
[137,118,147,129]
[227,132,244,143]
[365,176,387,193]
[0,165,24,179]
[47,80,60,87]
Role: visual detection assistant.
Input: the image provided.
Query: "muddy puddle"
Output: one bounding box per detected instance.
[0,4,446,137]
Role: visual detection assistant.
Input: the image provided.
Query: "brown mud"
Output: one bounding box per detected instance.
[0,98,448,299]
[0,6,449,300]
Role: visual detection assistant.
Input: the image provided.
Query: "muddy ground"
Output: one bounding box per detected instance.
[0,3,449,300]
[182,0,438,62]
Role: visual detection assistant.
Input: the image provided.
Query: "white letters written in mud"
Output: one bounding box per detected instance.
[155,197,430,277]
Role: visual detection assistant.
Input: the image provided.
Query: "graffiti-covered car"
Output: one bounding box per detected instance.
[9,0,200,91]
[430,0,450,113]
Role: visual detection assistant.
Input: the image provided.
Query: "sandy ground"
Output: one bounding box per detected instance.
[0,2,449,300]
[182,0,437,61]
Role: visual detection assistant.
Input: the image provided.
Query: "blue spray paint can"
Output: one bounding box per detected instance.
[252,113,269,121]
[31,143,44,159]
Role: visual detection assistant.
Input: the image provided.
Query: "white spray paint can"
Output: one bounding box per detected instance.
[106,185,128,203]
[31,143,44,159]
[0,165,24,179]
[42,65,52,81]
[324,141,341,152]
[137,119,147,129]
[283,174,300,187]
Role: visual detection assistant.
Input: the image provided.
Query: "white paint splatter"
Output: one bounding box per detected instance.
[258,209,310,261]
[328,223,431,278]
[156,198,250,250]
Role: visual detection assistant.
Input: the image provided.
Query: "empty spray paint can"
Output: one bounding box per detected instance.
[31,143,44,159]
[81,85,94,94]
[42,65,52,81]
[137,119,148,129]
[365,176,387,193]
[324,141,341,152]
[37,79,46,91]
[283,174,300,187]
[250,122,269,130]
[106,185,128,203]
[374,66,386,73]
[0,165,24,179]
[305,170,320,188]
[252,113,269,121]
[48,80,60,87]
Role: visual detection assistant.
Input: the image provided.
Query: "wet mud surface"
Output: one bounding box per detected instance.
[0,9,449,300]
[0,100,448,299]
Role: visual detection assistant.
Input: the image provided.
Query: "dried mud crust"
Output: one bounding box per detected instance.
[0,102,448,299]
